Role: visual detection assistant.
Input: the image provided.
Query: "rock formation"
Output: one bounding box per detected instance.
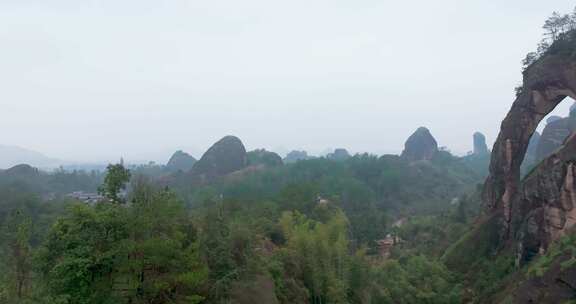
[526,131,541,161]
[401,127,438,161]
[482,51,576,259]
[462,133,491,178]
[166,150,196,172]
[247,149,283,167]
[535,111,576,162]
[284,150,309,164]
[473,132,489,155]
[327,148,351,161]
[546,115,562,124]
[189,136,247,182]
[520,131,542,170]
[516,133,576,262]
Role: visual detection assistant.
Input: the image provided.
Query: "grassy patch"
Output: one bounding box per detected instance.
[527,233,576,278]
[442,214,501,272]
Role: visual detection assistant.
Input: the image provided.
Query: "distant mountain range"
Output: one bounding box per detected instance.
[0,145,62,169]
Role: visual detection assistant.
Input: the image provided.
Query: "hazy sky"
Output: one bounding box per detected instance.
[1,0,575,163]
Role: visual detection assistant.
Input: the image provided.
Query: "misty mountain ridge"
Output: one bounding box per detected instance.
[0,144,62,169]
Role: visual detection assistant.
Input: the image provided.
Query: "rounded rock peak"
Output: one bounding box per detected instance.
[247,149,283,167]
[191,135,248,179]
[284,150,309,163]
[327,148,351,161]
[401,127,438,161]
[166,150,196,172]
[209,136,246,155]
[213,135,244,146]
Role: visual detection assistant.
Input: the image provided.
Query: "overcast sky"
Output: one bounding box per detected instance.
[1,0,575,163]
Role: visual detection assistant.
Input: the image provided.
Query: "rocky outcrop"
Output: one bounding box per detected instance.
[516,133,576,262]
[513,134,576,262]
[190,136,247,182]
[284,150,310,164]
[247,149,283,167]
[535,113,576,162]
[401,127,438,161]
[546,115,562,124]
[473,132,489,155]
[482,53,576,257]
[327,148,351,161]
[166,150,196,172]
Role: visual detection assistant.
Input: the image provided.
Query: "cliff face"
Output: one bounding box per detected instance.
[482,54,576,258]
[516,133,576,263]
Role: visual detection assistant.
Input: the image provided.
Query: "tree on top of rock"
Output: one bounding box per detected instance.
[522,7,576,69]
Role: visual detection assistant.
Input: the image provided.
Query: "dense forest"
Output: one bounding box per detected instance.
[2,7,576,304]
[0,144,485,303]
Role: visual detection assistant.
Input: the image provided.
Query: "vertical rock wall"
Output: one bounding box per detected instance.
[483,55,576,255]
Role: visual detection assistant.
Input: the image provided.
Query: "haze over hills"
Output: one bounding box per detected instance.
[0,142,424,171]
[3,1,576,162]
[0,144,167,171]
[2,4,576,304]
[0,145,62,169]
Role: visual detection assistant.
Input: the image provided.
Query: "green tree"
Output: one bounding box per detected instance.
[456,196,468,223]
[36,203,128,303]
[99,162,131,204]
[37,183,208,304]
[199,205,237,301]
[119,182,208,304]
[278,210,350,304]
[543,12,566,41]
[373,255,461,304]
[1,209,33,301]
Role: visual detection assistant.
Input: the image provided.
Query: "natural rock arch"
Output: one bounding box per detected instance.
[483,54,576,250]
